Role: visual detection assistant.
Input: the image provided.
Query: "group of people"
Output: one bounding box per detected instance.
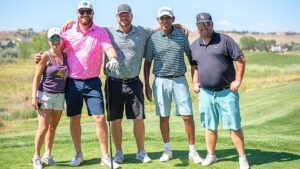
[31,1,250,169]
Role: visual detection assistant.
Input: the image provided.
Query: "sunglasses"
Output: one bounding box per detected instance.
[78,9,93,15]
[50,36,61,43]
[197,22,212,28]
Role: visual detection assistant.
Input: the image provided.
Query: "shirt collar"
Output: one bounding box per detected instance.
[199,31,216,46]
[160,26,176,37]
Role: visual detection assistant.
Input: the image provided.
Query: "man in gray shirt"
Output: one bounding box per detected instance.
[104,4,153,165]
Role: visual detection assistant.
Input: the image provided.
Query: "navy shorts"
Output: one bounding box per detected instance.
[65,77,104,117]
[105,77,145,121]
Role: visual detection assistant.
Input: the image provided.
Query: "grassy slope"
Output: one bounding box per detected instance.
[0,53,300,169]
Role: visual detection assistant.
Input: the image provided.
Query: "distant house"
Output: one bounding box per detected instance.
[271,45,282,52]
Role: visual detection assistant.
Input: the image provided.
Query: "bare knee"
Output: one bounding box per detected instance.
[93,114,106,125]
[133,119,144,125]
[70,115,81,126]
[182,115,194,124]
[37,125,49,135]
[160,116,169,123]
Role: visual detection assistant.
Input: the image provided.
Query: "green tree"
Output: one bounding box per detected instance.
[255,39,267,51]
[265,40,276,52]
[31,33,48,53]
[17,42,32,60]
[240,36,256,51]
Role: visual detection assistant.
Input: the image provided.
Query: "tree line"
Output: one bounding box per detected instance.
[239,36,300,52]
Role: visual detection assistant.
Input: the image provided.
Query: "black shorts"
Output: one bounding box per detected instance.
[105,77,145,121]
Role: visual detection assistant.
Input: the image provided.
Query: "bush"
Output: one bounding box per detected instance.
[0,48,18,58]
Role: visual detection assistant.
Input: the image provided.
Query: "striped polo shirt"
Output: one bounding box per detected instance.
[104,26,153,79]
[144,27,194,77]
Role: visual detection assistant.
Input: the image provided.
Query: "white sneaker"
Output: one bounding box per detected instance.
[239,155,250,169]
[101,156,120,169]
[69,153,83,167]
[136,150,152,163]
[202,154,217,166]
[189,150,203,164]
[159,150,173,162]
[32,156,43,169]
[114,150,124,164]
[41,155,57,166]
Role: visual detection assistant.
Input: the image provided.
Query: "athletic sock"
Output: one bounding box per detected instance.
[189,144,196,152]
[164,142,171,152]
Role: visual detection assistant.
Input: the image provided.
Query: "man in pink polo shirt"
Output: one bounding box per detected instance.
[63,1,120,168]
[35,1,120,168]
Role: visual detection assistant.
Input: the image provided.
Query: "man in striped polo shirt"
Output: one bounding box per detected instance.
[143,7,203,164]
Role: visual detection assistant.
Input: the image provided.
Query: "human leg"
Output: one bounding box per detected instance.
[182,115,195,145]
[42,110,62,166]
[44,110,62,156]
[92,114,109,156]
[172,77,203,163]
[34,109,51,157]
[65,78,84,161]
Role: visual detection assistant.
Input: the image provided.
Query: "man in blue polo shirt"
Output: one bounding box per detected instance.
[191,12,250,169]
[144,6,203,164]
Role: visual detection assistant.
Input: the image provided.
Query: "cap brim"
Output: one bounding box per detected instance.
[117,11,131,15]
[158,12,173,18]
[197,20,211,23]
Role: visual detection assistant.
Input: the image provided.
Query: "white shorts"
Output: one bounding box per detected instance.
[37,91,65,111]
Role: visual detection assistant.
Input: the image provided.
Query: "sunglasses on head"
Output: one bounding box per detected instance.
[50,35,61,43]
[197,22,212,27]
[78,9,93,15]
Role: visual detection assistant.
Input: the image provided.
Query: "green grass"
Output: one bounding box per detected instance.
[0,53,300,169]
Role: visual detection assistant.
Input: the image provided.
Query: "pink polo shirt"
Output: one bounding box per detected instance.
[61,22,113,79]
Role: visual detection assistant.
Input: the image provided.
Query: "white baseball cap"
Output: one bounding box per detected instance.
[47,27,61,39]
[78,1,93,10]
[158,6,174,17]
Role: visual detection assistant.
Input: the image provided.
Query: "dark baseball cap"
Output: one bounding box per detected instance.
[196,12,212,23]
[117,4,132,14]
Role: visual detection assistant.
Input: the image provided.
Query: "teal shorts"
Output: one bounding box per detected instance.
[153,76,193,117]
[198,88,241,131]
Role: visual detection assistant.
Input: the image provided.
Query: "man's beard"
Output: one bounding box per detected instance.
[79,16,93,26]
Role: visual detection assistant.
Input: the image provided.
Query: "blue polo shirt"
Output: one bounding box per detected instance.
[191,32,243,89]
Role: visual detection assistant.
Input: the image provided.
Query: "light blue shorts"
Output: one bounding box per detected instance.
[37,91,65,111]
[152,76,193,117]
[198,88,241,131]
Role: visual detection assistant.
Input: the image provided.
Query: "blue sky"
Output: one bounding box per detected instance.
[1,0,300,33]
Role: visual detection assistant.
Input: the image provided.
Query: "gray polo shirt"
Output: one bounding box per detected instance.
[191,32,243,89]
[104,26,153,79]
[144,27,194,77]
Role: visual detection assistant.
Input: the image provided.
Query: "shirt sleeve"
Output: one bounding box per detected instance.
[184,37,196,66]
[226,36,244,60]
[100,29,113,50]
[144,27,154,39]
[143,37,154,61]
